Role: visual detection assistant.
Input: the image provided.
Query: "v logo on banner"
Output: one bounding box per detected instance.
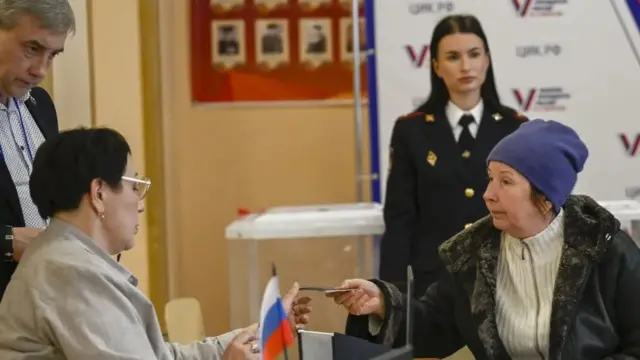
[405,45,430,68]
[512,0,534,17]
[512,89,537,111]
[611,0,640,67]
[620,133,640,156]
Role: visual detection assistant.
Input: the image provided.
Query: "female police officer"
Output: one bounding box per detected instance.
[379,14,527,296]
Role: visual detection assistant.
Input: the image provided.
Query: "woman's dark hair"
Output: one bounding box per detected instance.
[30,127,131,219]
[416,14,501,113]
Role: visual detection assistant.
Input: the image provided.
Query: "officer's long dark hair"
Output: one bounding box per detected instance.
[416,14,501,113]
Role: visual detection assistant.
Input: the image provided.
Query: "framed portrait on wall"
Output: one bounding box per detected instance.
[299,18,333,68]
[340,17,366,63]
[255,19,290,69]
[190,0,367,104]
[211,20,246,68]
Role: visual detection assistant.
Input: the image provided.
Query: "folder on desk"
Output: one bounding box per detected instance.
[298,330,390,360]
[298,330,334,360]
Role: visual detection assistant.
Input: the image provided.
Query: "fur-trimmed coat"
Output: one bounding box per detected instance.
[346,195,640,359]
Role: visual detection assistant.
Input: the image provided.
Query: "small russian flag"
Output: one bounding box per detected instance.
[259,264,293,360]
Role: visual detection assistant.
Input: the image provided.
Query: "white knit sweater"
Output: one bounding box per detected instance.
[496,210,565,359]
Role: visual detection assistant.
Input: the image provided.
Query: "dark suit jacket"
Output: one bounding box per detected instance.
[306,38,326,54]
[261,34,283,54]
[378,103,527,295]
[0,87,58,299]
[218,40,239,55]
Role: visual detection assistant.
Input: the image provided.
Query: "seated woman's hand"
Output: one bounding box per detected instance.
[222,325,259,360]
[282,282,312,336]
[328,279,385,318]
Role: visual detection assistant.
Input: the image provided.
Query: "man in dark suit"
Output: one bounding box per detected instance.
[0,0,74,298]
[261,23,283,54]
[218,25,240,56]
[305,25,327,54]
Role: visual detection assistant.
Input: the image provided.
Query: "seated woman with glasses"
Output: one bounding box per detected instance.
[0,127,311,359]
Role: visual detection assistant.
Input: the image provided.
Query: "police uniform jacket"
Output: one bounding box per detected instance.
[379,100,526,294]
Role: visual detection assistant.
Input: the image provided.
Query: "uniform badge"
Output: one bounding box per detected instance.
[425,114,435,122]
[427,151,437,166]
[492,113,503,121]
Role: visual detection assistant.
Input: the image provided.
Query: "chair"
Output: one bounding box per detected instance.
[164,297,206,344]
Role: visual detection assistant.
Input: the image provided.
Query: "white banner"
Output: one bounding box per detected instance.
[366,0,640,203]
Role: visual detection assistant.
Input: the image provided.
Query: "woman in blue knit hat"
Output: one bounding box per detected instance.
[331,119,640,359]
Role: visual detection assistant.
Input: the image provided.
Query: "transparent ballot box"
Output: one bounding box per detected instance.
[225,203,384,331]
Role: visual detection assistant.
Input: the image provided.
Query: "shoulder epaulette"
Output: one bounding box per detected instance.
[498,105,528,122]
[398,111,423,119]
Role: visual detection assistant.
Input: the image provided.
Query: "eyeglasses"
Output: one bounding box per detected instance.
[121,176,151,200]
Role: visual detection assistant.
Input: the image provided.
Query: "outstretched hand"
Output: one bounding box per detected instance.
[282,282,312,336]
[327,279,385,317]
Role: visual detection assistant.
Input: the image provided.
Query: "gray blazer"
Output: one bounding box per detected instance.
[0,218,240,359]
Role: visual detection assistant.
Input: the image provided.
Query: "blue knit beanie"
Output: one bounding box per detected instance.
[487,119,589,212]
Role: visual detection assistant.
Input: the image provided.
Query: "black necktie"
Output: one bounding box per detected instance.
[458,114,475,156]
